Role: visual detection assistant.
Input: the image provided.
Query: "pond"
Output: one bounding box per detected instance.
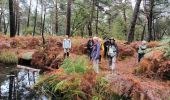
[0,64,47,100]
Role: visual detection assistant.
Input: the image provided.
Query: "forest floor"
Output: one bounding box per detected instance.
[70,52,170,99]
[0,35,170,99]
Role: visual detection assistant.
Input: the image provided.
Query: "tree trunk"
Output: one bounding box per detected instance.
[153,18,156,40]
[88,22,92,36]
[4,22,9,35]
[123,1,127,36]
[27,0,32,27]
[141,23,146,41]
[15,0,19,36]
[55,0,59,34]
[14,0,17,35]
[95,0,99,35]
[33,0,38,36]
[127,0,142,43]
[88,0,95,36]
[66,0,72,36]
[17,15,20,36]
[42,8,46,45]
[148,0,154,42]
[40,0,43,34]
[0,11,2,32]
[9,0,16,37]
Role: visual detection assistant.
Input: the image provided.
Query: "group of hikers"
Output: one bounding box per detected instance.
[86,36,118,73]
[62,35,147,74]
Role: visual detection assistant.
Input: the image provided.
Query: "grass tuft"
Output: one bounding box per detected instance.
[0,50,18,64]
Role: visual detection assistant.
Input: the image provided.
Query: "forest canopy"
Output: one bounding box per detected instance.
[0,0,170,41]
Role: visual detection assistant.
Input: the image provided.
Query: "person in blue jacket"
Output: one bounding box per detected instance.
[91,37,101,73]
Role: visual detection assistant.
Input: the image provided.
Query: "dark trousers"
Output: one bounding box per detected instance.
[64,52,69,58]
[104,47,108,58]
[99,55,101,62]
[138,53,145,62]
[87,49,92,60]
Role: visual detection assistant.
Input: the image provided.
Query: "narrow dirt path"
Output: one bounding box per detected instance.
[99,53,170,99]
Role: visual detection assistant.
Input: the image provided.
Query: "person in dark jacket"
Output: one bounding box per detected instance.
[103,38,110,58]
[87,36,94,60]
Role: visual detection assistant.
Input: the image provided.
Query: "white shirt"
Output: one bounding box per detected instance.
[63,39,71,49]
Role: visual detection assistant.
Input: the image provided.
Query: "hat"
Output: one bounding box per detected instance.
[110,37,115,41]
[93,37,99,41]
[142,40,147,44]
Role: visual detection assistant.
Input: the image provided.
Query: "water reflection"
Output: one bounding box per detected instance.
[0,65,41,100]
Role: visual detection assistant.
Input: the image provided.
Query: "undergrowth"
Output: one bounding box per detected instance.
[0,50,18,64]
[60,56,88,74]
[34,56,123,99]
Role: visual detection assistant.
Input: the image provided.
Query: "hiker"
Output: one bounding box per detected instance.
[91,37,101,73]
[108,37,118,72]
[103,38,110,58]
[87,36,94,60]
[63,35,71,58]
[99,38,104,63]
[138,40,147,62]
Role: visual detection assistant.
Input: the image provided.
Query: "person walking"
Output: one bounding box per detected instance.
[91,37,101,73]
[103,38,110,58]
[87,36,94,60]
[108,37,118,72]
[63,35,71,58]
[138,40,147,62]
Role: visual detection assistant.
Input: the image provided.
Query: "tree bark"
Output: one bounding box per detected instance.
[42,8,46,45]
[148,0,154,42]
[127,0,142,43]
[33,0,38,36]
[55,0,59,34]
[66,0,72,36]
[88,0,95,36]
[14,0,17,35]
[15,0,19,36]
[4,22,9,35]
[95,0,99,35]
[141,23,146,41]
[17,14,20,36]
[27,0,32,27]
[88,22,92,36]
[40,0,43,34]
[0,11,2,32]
[122,0,127,36]
[9,0,16,37]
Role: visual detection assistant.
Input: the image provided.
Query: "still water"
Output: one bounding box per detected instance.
[0,65,47,100]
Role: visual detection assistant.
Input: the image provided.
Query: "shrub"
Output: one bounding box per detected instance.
[60,56,88,74]
[94,76,125,100]
[0,50,18,64]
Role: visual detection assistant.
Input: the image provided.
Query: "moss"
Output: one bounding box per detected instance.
[0,50,18,64]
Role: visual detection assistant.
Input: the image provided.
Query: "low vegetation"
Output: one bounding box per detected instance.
[135,37,170,80]
[0,50,18,64]
[34,56,124,99]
